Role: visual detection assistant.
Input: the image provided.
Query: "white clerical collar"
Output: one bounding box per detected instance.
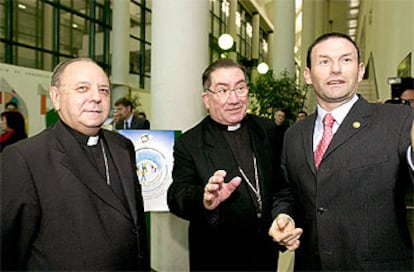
[227,123,241,131]
[87,135,100,146]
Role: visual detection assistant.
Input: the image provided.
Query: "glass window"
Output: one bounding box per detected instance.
[129,0,152,89]
[15,1,40,48]
[259,28,268,62]
[0,0,111,71]
[209,0,231,62]
[0,0,150,87]
[60,0,88,14]
[15,46,37,67]
[236,4,252,60]
[59,12,86,56]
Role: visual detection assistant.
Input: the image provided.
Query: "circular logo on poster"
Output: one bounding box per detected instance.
[136,147,169,200]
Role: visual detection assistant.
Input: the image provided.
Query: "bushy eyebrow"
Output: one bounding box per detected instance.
[72,81,110,87]
[214,79,247,87]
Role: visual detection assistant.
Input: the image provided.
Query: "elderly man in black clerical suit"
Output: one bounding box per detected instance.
[167,59,302,271]
[1,58,149,270]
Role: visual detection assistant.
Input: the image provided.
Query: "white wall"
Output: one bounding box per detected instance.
[0,63,153,137]
[358,0,414,100]
[0,63,52,137]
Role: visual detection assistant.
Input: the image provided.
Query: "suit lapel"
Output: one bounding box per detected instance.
[301,114,318,174]
[104,131,139,224]
[53,122,131,219]
[324,97,372,162]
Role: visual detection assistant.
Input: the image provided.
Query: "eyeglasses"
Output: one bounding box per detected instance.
[404,98,414,105]
[384,98,412,106]
[206,85,249,100]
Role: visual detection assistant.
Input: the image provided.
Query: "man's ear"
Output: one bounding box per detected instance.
[201,91,210,110]
[303,67,312,85]
[49,86,61,111]
[357,62,366,82]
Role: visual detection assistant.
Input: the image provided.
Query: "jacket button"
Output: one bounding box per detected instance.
[317,207,327,214]
[132,228,138,234]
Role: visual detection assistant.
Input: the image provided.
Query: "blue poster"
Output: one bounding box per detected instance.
[118,130,176,211]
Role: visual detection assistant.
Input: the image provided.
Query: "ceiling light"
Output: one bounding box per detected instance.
[348,19,358,28]
[218,34,234,51]
[257,62,269,74]
[349,0,360,8]
[349,8,359,17]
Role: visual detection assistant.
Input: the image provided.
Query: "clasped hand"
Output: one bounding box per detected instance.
[268,214,303,251]
[203,170,241,210]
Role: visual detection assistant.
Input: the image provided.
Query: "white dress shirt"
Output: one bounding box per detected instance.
[124,115,133,129]
[313,95,358,152]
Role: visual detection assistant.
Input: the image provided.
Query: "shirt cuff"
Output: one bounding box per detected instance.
[407,145,414,171]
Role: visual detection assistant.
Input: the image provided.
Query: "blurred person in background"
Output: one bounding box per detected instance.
[273,109,289,147]
[0,111,27,152]
[5,101,18,112]
[386,77,414,107]
[136,111,150,129]
[399,77,414,108]
[114,97,149,129]
[296,110,308,122]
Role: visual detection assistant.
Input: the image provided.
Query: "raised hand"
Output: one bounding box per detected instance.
[203,170,241,210]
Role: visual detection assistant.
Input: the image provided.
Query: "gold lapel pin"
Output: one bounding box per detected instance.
[352,121,361,128]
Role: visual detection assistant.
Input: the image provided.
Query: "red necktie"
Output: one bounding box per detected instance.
[314,113,335,169]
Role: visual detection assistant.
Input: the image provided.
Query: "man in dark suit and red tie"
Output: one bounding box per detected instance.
[269,32,414,271]
[1,58,149,270]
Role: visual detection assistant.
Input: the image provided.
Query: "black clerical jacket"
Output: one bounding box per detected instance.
[167,114,294,270]
[1,120,149,270]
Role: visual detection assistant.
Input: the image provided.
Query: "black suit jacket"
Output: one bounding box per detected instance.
[282,96,414,270]
[167,114,294,270]
[115,116,149,130]
[1,120,149,270]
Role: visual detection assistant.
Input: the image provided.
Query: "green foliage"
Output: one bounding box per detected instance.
[249,70,308,124]
[128,92,142,110]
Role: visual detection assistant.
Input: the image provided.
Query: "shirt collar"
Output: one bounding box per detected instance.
[126,114,134,125]
[209,116,246,131]
[61,120,101,146]
[316,94,359,126]
[227,123,241,131]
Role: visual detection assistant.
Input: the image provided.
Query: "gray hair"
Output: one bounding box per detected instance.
[50,57,98,87]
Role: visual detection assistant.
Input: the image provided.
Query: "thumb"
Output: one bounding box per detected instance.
[227,177,242,192]
[277,216,289,229]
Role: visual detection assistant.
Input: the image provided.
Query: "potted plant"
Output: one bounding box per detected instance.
[249,70,308,124]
